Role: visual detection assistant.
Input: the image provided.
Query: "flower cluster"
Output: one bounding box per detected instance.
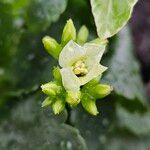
[41,19,112,115]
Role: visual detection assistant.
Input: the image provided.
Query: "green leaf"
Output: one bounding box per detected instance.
[26,0,68,33]
[102,135,150,150]
[116,105,150,136]
[2,0,68,33]
[11,33,56,90]
[0,29,55,106]
[102,26,147,107]
[2,0,31,15]
[90,0,138,39]
[0,1,22,105]
[0,93,87,150]
[0,2,19,66]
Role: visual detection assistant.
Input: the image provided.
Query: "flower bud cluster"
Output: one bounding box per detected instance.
[41,19,112,115]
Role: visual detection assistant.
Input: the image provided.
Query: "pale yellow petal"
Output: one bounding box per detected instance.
[60,67,80,92]
[59,40,85,67]
[79,64,107,85]
[83,43,106,69]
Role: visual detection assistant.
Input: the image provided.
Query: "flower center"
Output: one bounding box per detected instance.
[73,60,88,77]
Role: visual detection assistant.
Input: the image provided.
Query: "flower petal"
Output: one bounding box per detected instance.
[59,40,85,67]
[83,43,106,69]
[60,67,80,92]
[79,63,107,85]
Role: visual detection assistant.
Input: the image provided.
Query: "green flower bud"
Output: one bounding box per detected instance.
[81,94,98,115]
[94,84,113,99]
[42,97,53,107]
[77,25,89,45]
[42,36,61,59]
[61,19,76,46]
[41,82,61,96]
[66,91,81,107]
[53,67,62,82]
[52,98,65,114]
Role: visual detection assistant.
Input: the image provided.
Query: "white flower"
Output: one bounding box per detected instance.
[59,40,107,92]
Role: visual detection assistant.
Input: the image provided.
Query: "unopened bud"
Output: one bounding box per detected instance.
[95,84,113,99]
[81,94,98,115]
[42,36,61,59]
[61,19,76,46]
[52,99,65,114]
[77,25,89,45]
[42,97,53,107]
[41,82,61,96]
[66,91,81,107]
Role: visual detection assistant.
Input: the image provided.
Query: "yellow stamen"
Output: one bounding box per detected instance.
[73,60,88,77]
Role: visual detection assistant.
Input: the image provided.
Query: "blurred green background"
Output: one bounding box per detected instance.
[0,0,150,150]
